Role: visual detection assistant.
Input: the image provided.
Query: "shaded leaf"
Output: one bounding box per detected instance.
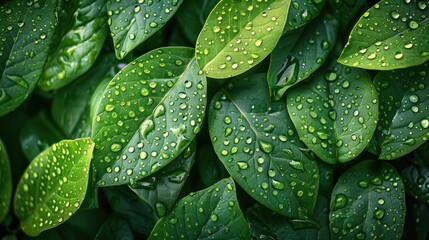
[195,0,290,78]
[196,143,229,188]
[328,0,367,33]
[402,162,429,204]
[0,139,12,222]
[148,178,249,240]
[284,0,326,32]
[95,214,134,240]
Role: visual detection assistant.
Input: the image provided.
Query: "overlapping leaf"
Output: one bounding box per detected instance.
[0,139,12,222]
[91,47,206,186]
[284,0,326,32]
[402,163,429,205]
[328,0,367,33]
[95,214,134,240]
[209,73,319,218]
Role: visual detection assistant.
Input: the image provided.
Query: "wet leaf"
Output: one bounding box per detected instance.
[328,0,367,33]
[14,138,95,236]
[268,11,339,100]
[148,178,250,239]
[330,160,405,240]
[287,59,378,164]
[38,0,108,91]
[0,0,58,116]
[91,47,206,186]
[338,0,429,70]
[402,162,429,204]
[195,0,290,78]
[129,141,196,217]
[0,139,12,222]
[209,73,319,218]
[95,214,134,240]
[284,0,326,32]
[374,62,429,160]
[107,0,183,59]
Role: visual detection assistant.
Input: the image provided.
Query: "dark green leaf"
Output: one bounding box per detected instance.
[0,139,12,223]
[374,61,429,160]
[328,0,367,33]
[284,0,326,32]
[268,11,339,100]
[338,0,429,70]
[95,214,134,240]
[38,0,108,91]
[402,162,429,204]
[209,73,319,218]
[129,141,196,217]
[195,0,291,78]
[91,47,206,186]
[148,178,250,240]
[330,160,405,240]
[0,0,58,116]
[14,138,95,236]
[411,202,429,240]
[107,0,183,59]
[196,143,229,188]
[287,60,378,164]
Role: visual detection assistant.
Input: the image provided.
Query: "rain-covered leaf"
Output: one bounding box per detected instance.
[95,214,134,240]
[91,47,206,186]
[0,0,58,116]
[374,61,429,160]
[209,73,319,218]
[197,143,229,188]
[0,139,12,222]
[287,60,378,164]
[195,0,290,78]
[284,0,326,32]
[268,11,339,100]
[14,138,95,236]
[107,0,183,59]
[330,160,405,240]
[338,0,429,70]
[20,111,65,161]
[129,141,196,217]
[38,0,108,91]
[402,162,429,204]
[328,0,367,33]
[148,178,250,239]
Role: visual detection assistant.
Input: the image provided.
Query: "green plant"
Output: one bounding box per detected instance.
[1,0,429,239]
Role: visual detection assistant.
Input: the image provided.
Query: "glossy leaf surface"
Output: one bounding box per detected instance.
[91,47,206,186]
[14,138,95,236]
[287,60,378,164]
[284,0,326,32]
[195,0,290,78]
[209,73,319,218]
[0,139,12,222]
[148,178,250,239]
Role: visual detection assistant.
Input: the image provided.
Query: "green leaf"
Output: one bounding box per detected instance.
[107,0,183,59]
[195,0,291,78]
[268,11,339,100]
[338,0,429,70]
[196,143,229,188]
[95,214,134,240]
[38,0,108,91]
[148,178,250,240]
[91,47,206,186]
[284,0,326,33]
[329,160,405,240]
[209,73,319,218]
[287,60,378,164]
[328,0,367,33]
[402,162,429,204]
[129,141,196,217]
[13,138,95,236]
[0,139,12,222]
[0,0,58,116]
[374,62,429,160]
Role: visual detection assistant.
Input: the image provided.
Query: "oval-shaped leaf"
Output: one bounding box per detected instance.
[0,0,58,116]
[329,160,405,240]
[338,0,429,70]
[14,138,95,236]
[148,178,250,240]
[209,73,319,218]
[129,141,196,217]
[284,0,326,33]
[107,0,183,59]
[287,60,378,164]
[0,139,12,222]
[374,62,429,160]
[91,47,207,186]
[38,0,108,91]
[195,0,291,78]
[268,11,339,100]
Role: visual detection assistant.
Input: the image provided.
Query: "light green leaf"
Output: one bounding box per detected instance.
[0,0,58,116]
[148,178,250,240]
[107,0,183,59]
[338,0,429,70]
[284,0,326,32]
[329,160,405,239]
[38,0,108,91]
[195,0,291,78]
[287,59,378,164]
[374,62,429,160]
[91,47,206,186]
[14,138,95,236]
[0,139,12,222]
[209,73,319,218]
[268,11,339,100]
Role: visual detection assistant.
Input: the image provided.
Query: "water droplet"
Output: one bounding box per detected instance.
[213,26,221,33]
[421,119,429,128]
[210,214,218,222]
[140,119,154,138]
[129,33,136,40]
[373,208,385,220]
[155,202,166,217]
[394,52,404,60]
[271,179,285,190]
[333,193,348,210]
[258,140,273,153]
[149,22,158,28]
[105,104,115,112]
[358,180,368,188]
[237,161,248,170]
[409,94,419,103]
[409,20,419,29]
[254,39,263,47]
[391,11,400,19]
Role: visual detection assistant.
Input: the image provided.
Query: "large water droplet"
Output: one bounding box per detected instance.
[333,193,348,210]
[258,140,273,153]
